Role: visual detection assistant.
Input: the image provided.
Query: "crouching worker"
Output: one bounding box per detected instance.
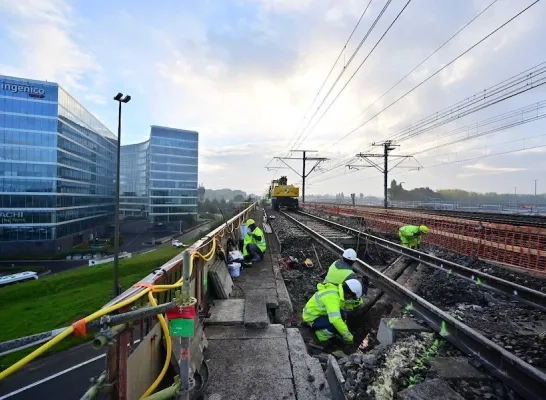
[242,218,267,263]
[399,225,429,250]
[323,248,367,312]
[302,279,363,344]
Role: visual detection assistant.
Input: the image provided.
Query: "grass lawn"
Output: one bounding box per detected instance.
[0,245,187,368]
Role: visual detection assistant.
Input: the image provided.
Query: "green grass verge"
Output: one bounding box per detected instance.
[0,246,193,369]
[0,217,230,369]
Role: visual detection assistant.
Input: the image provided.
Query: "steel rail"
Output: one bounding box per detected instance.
[280,211,546,400]
[309,202,546,227]
[295,210,546,312]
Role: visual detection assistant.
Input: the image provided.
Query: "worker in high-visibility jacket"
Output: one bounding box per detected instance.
[242,218,267,262]
[302,279,363,343]
[323,248,367,311]
[399,225,429,249]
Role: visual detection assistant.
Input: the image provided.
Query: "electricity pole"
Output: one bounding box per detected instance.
[534,179,538,212]
[347,141,420,209]
[272,150,328,203]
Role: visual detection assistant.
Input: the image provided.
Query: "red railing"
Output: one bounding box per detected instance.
[304,202,546,275]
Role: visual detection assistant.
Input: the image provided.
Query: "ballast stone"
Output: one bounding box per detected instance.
[397,378,465,400]
[376,318,428,345]
[431,357,487,381]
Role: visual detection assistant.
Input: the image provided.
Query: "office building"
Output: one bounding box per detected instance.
[120,126,198,230]
[0,75,117,255]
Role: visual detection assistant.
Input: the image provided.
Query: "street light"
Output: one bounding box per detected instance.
[112,92,131,298]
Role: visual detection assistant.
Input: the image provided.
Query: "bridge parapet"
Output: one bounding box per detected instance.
[95,202,256,400]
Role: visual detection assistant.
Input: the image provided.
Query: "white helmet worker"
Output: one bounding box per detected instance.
[344,279,363,298]
[342,248,357,261]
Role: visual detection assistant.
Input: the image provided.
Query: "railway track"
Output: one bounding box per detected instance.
[304,202,546,274]
[309,202,546,228]
[276,210,546,400]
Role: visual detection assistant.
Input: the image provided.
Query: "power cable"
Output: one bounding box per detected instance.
[293,0,412,150]
[328,0,541,148]
[312,60,546,180]
[338,0,499,142]
[283,0,373,156]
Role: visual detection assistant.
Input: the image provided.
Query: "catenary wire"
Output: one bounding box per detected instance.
[326,0,541,149]
[293,0,413,150]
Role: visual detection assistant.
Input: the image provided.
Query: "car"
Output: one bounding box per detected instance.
[172,240,187,248]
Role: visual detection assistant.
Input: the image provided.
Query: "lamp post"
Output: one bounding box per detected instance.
[113,92,131,298]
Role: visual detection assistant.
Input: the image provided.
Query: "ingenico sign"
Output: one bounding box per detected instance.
[1,82,46,99]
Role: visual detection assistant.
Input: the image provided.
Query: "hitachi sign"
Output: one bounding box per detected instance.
[0,212,24,218]
[2,82,46,96]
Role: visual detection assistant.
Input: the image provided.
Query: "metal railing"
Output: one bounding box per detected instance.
[94,202,256,399]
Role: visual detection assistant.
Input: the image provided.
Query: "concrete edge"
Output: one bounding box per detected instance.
[326,355,348,400]
[286,328,332,400]
[271,252,294,325]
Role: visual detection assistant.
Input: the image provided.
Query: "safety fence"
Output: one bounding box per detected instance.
[98,203,254,399]
[303,203,546,275]
[0,203,255,400]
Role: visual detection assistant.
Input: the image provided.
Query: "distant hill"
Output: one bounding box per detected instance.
[204,188,254,201]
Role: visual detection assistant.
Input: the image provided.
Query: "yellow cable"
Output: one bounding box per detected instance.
[140,291,172,399]
[0,287,152,381]
[0,212,248,381]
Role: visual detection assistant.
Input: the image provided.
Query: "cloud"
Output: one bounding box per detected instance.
[463,163,527,173]
[2,0,545,197]
[0,0,103,94]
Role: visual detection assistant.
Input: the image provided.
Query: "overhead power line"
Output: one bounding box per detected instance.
[273,150,329,203]
[312,60,546,181]
[293,0,413,150]
[339,0,499,140]
[410,100,546,154]
[290,0,394,152]
[284,0,373,156]
[328,0,541,148]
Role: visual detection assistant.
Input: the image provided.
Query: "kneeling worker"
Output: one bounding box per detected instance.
[243,218,267,262]
[302,279,363,344]
[399,225,429,249]
[323,248,368,311]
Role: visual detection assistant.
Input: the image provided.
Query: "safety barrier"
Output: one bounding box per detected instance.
[99,203,255,399]
[303,202,546,275]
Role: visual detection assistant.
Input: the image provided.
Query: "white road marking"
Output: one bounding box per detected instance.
[0,339,141,399]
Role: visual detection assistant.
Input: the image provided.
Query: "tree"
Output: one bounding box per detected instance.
[234,194,245,202]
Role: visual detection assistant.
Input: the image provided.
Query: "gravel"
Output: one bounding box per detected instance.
[295,206,546,400]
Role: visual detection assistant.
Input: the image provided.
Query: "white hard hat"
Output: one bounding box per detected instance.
[345,279,363,298]
[342,248,357,261]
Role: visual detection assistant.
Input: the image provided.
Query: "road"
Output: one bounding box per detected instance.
[0,342,107,399]
[0,221,215,398]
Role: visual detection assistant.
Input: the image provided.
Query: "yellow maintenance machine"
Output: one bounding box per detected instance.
[268,176,300,211]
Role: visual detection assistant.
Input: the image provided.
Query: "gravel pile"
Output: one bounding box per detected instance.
[337,333,436,400]
[268,211,338,325]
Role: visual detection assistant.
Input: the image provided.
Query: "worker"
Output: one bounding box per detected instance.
[242,218,267,262]
[302,279,363,344]
[399,225,429,249]
[323,248,367,311]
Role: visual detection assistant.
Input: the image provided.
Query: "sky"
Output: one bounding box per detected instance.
[1,0,545,197]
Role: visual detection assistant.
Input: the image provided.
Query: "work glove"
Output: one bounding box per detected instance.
[343,333,354,344]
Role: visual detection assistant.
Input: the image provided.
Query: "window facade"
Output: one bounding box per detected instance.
[120,126,199,223]
[0,75,116,246]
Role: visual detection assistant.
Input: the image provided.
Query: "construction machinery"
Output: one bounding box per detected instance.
[268,176,299,211]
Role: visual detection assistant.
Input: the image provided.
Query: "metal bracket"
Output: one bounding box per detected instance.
[176,376,196,394]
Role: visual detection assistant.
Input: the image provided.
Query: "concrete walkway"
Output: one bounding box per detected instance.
[202,209,331,400]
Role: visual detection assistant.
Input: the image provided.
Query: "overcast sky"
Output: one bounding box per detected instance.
[1,0,545,197]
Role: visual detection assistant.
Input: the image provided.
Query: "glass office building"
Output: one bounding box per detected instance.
[120,126,198,227]
[0,75,116,255]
